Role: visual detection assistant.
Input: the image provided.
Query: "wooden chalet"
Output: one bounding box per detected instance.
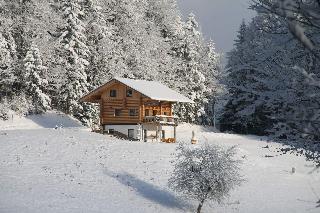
[80,77,193,142]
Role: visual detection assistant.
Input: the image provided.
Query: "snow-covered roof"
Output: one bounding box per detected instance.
[81,77,194,103]
[116,78,194,103]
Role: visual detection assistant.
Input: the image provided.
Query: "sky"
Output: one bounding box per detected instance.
[177,0,255,57]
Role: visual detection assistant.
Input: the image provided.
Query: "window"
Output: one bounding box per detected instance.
[153,110,158,116]
[114,109,121,116]
[145,109,150,116]
[126,89,133,97]
[110,89,117,97]
[129,109,138,116]
[163,112,168,116]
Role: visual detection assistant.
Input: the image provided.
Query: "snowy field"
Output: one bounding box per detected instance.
[0,112,319,213]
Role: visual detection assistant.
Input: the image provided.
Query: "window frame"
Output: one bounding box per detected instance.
[129,108,139,117]
[114,109,121,117]
[110,89,117,97]
[126,88,133,97]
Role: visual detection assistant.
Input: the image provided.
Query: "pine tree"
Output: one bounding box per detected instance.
[220,19,269,134]
[23,44,51,113]
[202,40,223,126]
[84,0,114,88]
[0,0,35,94]
[235,20,247,46]
[54,0,96,125]
[0,32,16,99]
[173,13,209,123]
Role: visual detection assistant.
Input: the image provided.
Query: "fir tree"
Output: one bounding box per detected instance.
[220,19,269,134]
[23,44,51,113]
[54,0,96,125]
[173,13,209,123]
[83,0,114,88]
[0,32,16,99]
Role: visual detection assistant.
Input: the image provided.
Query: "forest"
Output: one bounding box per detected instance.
[0,0,319,162]
[0,0,221,126]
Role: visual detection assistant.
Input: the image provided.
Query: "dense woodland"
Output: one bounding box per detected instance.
[0,0,319,161]
[0,0,221,126]
[221,0,320,162]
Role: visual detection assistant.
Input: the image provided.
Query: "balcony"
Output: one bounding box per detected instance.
[143,115,178,126]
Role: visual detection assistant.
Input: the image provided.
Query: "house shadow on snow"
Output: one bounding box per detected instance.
[25,111,83,128]
[103,169,193,211]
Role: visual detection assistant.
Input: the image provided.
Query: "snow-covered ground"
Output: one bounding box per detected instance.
[0,112,319,213]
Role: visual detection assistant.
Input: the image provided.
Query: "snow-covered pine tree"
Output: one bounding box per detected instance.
[104,0,170,81]
[0,32,16,99]
[262,35,320,163]
[199,40,222,126]
[1,0,33,60]
[84,0,114,88]
[220,18,273,135]
[251,0,320,52]
[23,44,51,113]
[220,21,248,133]
[222,13,320,163]
[0,0,35,94]
[145,0,185,86]
[173,13,209,123]
[54,0,96,125]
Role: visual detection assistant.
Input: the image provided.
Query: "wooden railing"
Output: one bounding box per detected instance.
[143,115,178,125]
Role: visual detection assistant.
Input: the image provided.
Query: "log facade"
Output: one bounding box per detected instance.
[80,78,192,142]
[99,81,173,125]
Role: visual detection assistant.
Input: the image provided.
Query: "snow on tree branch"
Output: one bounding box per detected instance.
[168,142,243,213]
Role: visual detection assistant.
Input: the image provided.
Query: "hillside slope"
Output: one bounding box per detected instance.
[0,113,319,213]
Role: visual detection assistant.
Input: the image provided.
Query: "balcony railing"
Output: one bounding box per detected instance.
[143,115,178,125]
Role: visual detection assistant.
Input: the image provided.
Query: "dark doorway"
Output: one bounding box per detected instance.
[128,129,134,138]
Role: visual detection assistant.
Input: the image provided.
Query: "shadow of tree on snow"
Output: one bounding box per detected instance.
[103,169,193,211]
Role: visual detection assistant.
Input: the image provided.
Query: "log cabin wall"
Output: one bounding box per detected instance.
[100,82,174,125]
[101,82,141,124]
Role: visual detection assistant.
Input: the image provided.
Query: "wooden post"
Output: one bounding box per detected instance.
[191,130,197,144]
[141,104,145,123]
[156,125,159,142]
[213,103,216,129]
[144,129,147,142]
[100,99,103,130]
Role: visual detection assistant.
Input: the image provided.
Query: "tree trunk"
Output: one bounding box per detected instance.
[197,199,205,213]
